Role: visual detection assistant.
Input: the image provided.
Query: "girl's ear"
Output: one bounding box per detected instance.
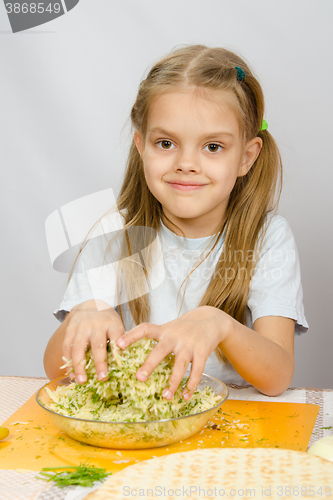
[238,137,263,177]
[134,130,145,158]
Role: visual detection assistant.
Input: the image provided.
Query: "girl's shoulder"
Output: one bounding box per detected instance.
[259,212,297,255]
[262,212,293,238]
[263,212,289,231]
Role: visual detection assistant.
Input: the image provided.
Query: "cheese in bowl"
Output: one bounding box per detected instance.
[36,339,228,449]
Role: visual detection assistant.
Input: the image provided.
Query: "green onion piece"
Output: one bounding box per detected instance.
[35,463,112,488]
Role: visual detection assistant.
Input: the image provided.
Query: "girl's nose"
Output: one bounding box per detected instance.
[174,149,201,173]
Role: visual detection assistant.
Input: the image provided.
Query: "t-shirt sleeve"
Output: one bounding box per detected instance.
[53,212,124,322]
[247,215,308,335]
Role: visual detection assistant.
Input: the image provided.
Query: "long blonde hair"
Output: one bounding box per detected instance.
[116,44,282,329]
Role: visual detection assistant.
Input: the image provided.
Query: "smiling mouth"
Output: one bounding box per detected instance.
[167,182,206,191]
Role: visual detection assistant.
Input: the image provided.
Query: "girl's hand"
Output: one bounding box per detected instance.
[117,306,232,400]
[62,299,125,383]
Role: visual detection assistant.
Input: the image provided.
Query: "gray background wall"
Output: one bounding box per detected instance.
[0,0,332,388]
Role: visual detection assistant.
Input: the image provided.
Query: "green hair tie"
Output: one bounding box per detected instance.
[234,66,245,82]
[260,119,268,131]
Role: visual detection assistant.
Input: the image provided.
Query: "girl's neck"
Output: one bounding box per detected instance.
[162,215,223,239]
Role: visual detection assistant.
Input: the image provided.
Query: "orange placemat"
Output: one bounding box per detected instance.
[0,393,319,473]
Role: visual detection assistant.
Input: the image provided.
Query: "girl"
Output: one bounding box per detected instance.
[44,44,308,398]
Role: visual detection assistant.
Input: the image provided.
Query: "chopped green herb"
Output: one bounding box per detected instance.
[256,437,268,445]
[321,426,332,430]
[36,463,112,488]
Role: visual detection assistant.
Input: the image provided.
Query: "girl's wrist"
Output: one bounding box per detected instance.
[202,305,235,345]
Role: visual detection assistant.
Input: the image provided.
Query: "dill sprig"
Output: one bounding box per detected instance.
[36,463,111,488]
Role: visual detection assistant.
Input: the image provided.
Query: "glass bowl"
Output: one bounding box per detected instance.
[36,374,228,449]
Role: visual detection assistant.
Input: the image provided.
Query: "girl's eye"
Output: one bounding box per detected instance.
[204,143,222,153]
[156,140,174,150]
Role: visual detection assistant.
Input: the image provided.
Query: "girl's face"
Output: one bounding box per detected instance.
[134,88,262,238]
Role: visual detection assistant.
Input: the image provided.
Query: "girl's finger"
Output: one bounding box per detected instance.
[106,324,126,366]
[161,356,191,400]
[90,332,109,381]
[62,329,77,380]
[117,323,160,349]
[106,322,125,343]
[134,340,170,382]
[182,356,206,400]
[62,328,76,363]
[106,323,125,347]
[91,314,124,380]
[71,331,90,384]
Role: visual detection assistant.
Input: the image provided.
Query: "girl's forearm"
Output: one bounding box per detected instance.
[43,315,69,380]
[216,310,294,396]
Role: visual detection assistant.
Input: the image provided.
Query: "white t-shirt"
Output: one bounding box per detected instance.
[54,212,308,385]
